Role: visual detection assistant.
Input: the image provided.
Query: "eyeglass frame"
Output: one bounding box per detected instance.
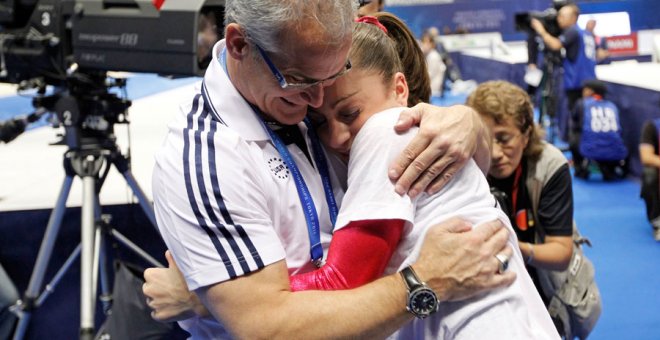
[254,43,352,90]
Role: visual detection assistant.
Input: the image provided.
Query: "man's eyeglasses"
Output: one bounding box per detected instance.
[493,133,522,149]
[254,43,352,90]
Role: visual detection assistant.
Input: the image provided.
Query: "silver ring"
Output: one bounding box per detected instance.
[495,253,509,274]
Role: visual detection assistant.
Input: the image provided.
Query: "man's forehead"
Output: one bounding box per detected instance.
[559,6,575,17]
[276,35,351,72]
[280,16,350,51]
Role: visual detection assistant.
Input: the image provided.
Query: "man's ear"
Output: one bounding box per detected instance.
[225,23,250,60]
[393,72,409,106]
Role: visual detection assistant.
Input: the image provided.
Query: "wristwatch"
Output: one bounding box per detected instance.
[400,266,439,319]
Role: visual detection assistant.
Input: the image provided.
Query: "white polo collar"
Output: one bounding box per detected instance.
[203,39,270,142]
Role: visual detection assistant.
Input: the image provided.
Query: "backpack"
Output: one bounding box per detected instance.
[96,261,188,340]
[535,224,602,340]
[526,150,602,339]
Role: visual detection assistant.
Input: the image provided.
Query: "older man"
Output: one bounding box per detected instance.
[149,1,513,338]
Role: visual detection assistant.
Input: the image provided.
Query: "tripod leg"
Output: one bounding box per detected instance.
[110,229,164,268]
[111,153,157,228]
[114,165,165,267]
[95,213,112,315]
[121,170,157,228]
[12,176,74,340]
[92,221,102,312]
[36,244,81,307]
[80,175,97,340]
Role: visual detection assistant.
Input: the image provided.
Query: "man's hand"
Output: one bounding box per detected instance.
[143,250,206,322]
[530,18,546,35]
[390,104,488,197]
[413,218,515,302]
[530,18,562,51]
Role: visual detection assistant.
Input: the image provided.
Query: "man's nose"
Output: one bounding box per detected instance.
[301,83,325,108]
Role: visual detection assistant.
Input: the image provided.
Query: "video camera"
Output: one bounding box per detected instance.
[0,0,225,85]
[515,0,571,37]
[0,0,224,149]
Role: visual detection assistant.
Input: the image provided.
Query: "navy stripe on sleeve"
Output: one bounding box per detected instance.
[205,117,265,269]
[193,109,261,273]
[182,94,237,278]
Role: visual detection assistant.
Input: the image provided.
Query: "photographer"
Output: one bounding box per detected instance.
[531,3,597,113]
[468,80,575,337]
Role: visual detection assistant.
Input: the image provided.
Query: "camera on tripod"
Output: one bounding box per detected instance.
[1,2,226,339]
[0,0,225,149]
[0,0,225,83]
[514,0,571,37]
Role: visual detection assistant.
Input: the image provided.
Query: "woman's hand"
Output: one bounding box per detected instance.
[390,103,490,197]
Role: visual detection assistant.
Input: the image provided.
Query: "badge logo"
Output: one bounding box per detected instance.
[268,157,289,179]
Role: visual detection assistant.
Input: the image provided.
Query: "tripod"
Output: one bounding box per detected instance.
[538,53,561,143]
[11,76,164,340]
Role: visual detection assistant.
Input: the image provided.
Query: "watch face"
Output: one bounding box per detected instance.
[409,288,438,318]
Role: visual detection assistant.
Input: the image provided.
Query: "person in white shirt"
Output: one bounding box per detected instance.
[304,13,558,339]
[421,30,447,97]
[146,10,557,340]
[146,1,515,339]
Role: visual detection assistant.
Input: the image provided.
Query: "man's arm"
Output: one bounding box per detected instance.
[640,144,660,168]
[530,18,563,51]
[640,122,660,168]
[144,220,403,321]
[596,47,609,62]
[195,219,514,339]
[199,260,409,339]
[389,104,491,197]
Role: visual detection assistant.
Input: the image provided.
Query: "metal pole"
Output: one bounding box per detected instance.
[79,173,97,339]
[12,175,74,340]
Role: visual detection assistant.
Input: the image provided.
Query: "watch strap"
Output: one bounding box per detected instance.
[400,266,423,291]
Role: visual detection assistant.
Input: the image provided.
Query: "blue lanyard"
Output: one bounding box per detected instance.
[258,118,338,266]
[304,119,339,228]
[219,46,338,266]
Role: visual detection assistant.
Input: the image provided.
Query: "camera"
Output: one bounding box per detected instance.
[490,186,511,217]
[0,0,224,149]
[515,0,571,37]
[0,0,225,85]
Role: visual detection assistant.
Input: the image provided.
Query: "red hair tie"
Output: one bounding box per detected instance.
[355,15,388,34]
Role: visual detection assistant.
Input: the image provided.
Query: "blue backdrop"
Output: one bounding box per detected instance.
[386,0,660,41]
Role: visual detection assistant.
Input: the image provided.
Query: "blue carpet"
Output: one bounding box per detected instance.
[572,175,660,339]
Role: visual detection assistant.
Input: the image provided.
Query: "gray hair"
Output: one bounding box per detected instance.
[225,0,358,56]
